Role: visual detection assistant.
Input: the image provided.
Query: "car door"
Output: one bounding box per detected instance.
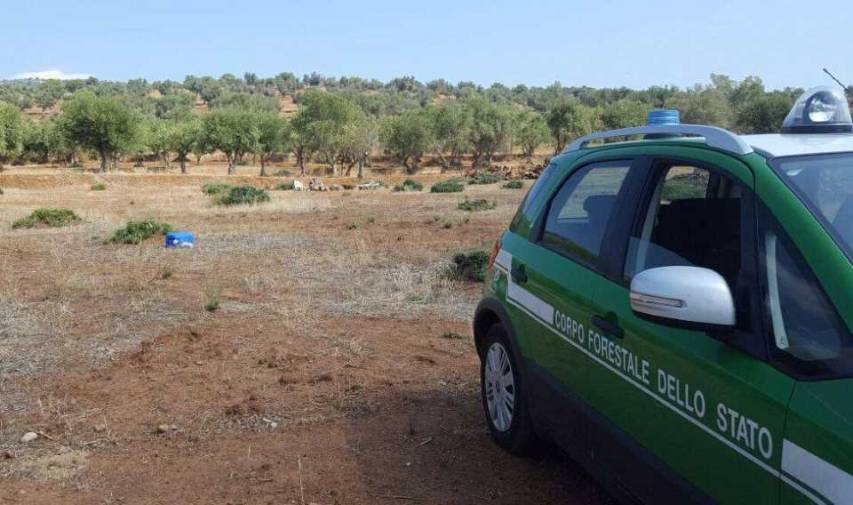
[506,158,638,458]
[752,202,853,505]
[588,154,796,504]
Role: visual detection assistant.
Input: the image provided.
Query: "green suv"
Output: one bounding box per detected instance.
[474,87,853,505]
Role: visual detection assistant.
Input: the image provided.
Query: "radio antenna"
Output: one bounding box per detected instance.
[823,68,850,92]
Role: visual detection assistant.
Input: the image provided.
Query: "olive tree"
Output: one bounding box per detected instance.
[23,118,76,166]
[21,118,49,164]
[0,102,25,170]
[59,92,140,171]
[381,109,434,173]
[43,118,76,166]
[202,106,259,174]
[339,118,378,178]
[291,91,362,175]
[600,100,648,130]
[33,79,65,110]
[546,100,598,153]
[464,97,513,170]
[154,93,195,120]
[255,112,291,176]
[146,119,175,168]
[167,118,203,173]
[666,89,733,129]
[514,110,550,158]
[426,102,471,171]
[735,94,793,134]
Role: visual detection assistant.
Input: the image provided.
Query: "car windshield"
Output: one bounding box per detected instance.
[773,152,853,259]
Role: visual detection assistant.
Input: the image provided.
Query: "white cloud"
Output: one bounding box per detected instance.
[9,69,94,81]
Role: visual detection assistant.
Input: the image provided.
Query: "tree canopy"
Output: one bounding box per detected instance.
[58,92,139,171]
[0,72,835,173]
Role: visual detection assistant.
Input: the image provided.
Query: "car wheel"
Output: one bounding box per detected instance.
[480,323,537,454]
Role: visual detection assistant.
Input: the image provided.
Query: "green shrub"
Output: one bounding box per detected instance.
[109,219,173,244]
[441,331,465,340]
[393,178,424,192]
[274,180,296,191]
[503,180,524,189]
[201,182,233,195]
[451,250,489,282]
[217,186,271,206]
[457,199,497,212]
[468,172,502,185]
[204,298,220,312]
[91,182,107,191]
[13,208,81,229]
[430,179,465,193]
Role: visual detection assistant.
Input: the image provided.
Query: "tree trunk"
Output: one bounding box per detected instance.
[100,150,111,172]
[179,158,187,174]
[471,152,481,174]
[404,157,419,175]
[260,156,267,177]
[357,159,364,179]
[227,155,235,175]
[296,148,306,176]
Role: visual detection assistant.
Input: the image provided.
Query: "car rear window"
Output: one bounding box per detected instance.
[510,162,560,233]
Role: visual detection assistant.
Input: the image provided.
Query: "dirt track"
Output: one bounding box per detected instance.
[0,164,613,504]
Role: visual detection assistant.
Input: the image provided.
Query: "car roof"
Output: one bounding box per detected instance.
[566,125,853,159]
[742,133,853,158]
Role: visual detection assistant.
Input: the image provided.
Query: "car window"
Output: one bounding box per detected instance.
[760,207,853,378]
[624,164,743,291]
[539,161,631,265]
[510,162,560,232]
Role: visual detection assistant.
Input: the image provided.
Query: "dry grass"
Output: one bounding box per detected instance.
[0,172,519,385]
[0,164,529,498]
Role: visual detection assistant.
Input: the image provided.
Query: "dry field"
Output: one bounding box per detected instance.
[0,163,612,505]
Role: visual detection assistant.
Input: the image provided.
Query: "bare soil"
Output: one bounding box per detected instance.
[0,161,612,505]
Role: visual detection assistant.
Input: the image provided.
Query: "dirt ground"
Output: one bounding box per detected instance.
[0,161,613,505]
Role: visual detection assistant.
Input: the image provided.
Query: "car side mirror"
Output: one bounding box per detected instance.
[629,266,736,331]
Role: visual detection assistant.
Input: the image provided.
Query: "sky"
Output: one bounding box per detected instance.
[3,0,853,90]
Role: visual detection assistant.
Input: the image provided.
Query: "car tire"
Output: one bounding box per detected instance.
[480,323,537,454]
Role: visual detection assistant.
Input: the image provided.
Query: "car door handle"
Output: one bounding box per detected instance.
[592,315,624,339]
[510,264,528,284]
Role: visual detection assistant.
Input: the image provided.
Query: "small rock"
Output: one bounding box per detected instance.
[20,432,38,443]
[93,424,107,433]
[156,424,171,434]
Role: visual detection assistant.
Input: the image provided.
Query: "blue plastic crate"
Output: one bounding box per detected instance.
[165,231,195,248]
